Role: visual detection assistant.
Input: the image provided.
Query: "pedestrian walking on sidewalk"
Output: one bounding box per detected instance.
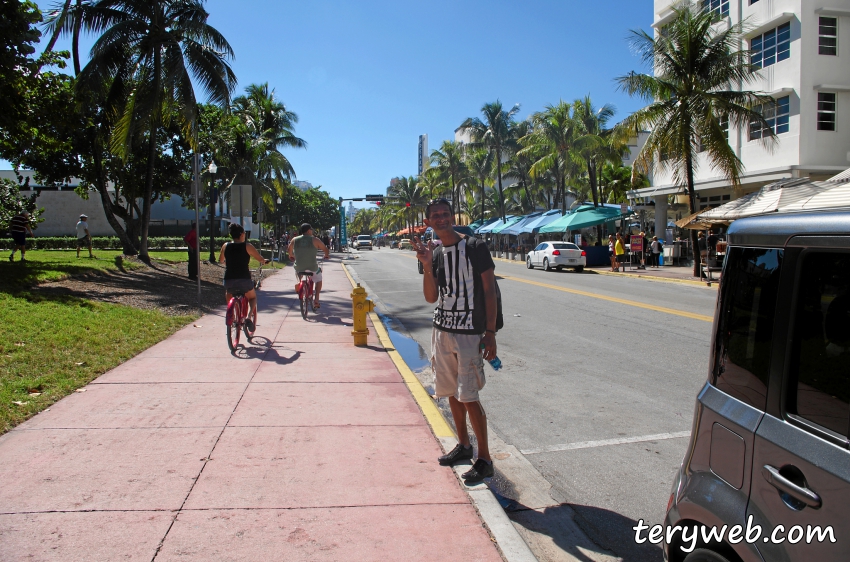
[75,214,93,258]
[650,236,661,268]
[615,233,626,272]
[184,222,199,280]
[413,198,498,484]
[608,235,617,271]
[9,210,33,262]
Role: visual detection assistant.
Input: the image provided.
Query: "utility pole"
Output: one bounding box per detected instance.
[208,161,217,263]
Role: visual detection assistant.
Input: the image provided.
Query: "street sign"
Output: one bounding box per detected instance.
[229,185,252,217]
[365,194,383,201]
[630,235,643,253]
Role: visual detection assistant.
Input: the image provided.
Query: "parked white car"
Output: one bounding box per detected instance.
[527,242,586,272]
[355,234,373,250]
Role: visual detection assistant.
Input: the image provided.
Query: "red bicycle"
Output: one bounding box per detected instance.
[225,264,265,351]
[296,271,316,320]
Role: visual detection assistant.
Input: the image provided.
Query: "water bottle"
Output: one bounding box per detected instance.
[481,342,502,371]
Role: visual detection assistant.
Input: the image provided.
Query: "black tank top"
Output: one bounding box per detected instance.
[224,242,251,279]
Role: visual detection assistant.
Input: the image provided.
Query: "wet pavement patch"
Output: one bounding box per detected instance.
[378,314,430,373]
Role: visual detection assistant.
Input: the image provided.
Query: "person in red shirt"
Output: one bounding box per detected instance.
[183,223,199,280]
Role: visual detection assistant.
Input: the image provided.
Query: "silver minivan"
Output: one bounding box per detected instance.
[664,212,849,562]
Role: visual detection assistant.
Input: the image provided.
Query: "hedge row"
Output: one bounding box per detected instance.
[0,236,261,251]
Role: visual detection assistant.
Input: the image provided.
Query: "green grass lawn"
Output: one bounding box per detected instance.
[0,292,192,433]
[0,250,198,433]
[0,249,285,433]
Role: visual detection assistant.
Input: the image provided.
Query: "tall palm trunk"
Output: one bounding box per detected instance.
[686,152,700,277]
[139,51,162,262]
[495,147,506,221]
[71,0,82,75]
[479,180,485,222]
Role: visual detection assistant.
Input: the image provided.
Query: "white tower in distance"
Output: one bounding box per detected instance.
[418,134,429,175]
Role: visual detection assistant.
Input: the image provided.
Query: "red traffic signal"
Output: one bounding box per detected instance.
[375,200,382,206]
[406,202,410,207]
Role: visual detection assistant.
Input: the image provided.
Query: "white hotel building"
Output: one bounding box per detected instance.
[634,0,850,236]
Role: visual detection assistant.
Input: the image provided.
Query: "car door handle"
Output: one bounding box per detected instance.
[762,465,822,509]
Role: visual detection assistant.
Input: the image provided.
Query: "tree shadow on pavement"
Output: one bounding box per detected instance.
[507,501,662,562]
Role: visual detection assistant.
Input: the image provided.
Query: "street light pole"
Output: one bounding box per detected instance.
[208,161,217,263]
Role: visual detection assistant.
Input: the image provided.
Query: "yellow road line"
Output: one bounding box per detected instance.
[497,273,714,323]
[394,251,712,322]
[340,262,455,438]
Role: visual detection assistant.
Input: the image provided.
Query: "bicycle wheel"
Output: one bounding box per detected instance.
[227,299,241,351]
[244,307,256,340]
[300,288,309,319]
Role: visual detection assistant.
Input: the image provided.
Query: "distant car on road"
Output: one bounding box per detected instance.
[390,240,399,249]
[355,234,373,250]
[526,242,585,272]
[662,211,850,562]
[399,238,412,250]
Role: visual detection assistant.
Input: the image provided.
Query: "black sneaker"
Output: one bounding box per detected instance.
[244,317,255,333]
[462,459,494,483]
[438,443,473,466]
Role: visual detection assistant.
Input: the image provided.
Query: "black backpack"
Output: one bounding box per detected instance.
[433,237,504,333]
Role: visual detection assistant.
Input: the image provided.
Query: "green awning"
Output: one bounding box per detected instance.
[539,205,630,233]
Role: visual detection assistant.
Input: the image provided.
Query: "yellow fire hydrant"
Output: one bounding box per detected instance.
[351,283,374,346]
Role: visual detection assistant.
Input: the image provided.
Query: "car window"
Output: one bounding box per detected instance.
[552,243,578,250]
[534,244,545,251]
[788,251,850,437]
[712,247,783,411]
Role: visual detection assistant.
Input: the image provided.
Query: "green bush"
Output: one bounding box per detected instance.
[0,236,263,251]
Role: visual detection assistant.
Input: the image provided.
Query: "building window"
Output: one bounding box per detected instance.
[751,22,791,68]
[818,93,836,131]
[750,96,790,140]
[819,17,837,56]
[703,0,729,17]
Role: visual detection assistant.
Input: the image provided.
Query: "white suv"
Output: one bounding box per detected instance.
[355,234,373,250]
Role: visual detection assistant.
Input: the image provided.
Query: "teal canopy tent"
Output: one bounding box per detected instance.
[539,205,630,233]
[489,215,526,234]
[476,216,516,234]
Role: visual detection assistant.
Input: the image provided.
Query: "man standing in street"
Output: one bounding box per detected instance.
[184,222,199,280]
[413,198,498,484]
[9,211,33,262]
[288,223,330,309]
[76,214,93,258]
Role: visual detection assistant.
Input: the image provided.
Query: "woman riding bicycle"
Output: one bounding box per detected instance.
[219,223,269,330]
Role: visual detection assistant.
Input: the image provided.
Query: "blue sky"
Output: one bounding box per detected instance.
[27,0,651,210]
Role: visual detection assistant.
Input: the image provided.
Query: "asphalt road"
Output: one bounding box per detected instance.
[343,247,718,562]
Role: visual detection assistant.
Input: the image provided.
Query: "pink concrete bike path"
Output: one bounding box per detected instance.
[0,258,503,562]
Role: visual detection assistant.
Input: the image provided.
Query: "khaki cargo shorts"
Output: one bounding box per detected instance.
[431,328,486,403]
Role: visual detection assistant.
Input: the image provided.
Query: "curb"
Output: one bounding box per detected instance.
[340,263,538,562]
[486,254,715,288]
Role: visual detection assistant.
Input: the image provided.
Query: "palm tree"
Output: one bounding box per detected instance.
[229,83,306,209]
[463,147,494,222]
[387,175,426,234]
[41,0,88,75]
[617,5,776,275]
[77,0,237,260]
[459,100,521,222]
[573,96,618,207]
[418,167,448,201]
[519,101,585,214]
[429,141,466,219]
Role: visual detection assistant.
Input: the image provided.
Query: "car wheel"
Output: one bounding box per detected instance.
[526,257,533,269]
[543,258,551,271]
[575,266,584,273]
[682,549,732,562]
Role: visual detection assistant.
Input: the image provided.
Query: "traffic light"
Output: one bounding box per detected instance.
[406,202,410,207]
[375,200,382,206]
